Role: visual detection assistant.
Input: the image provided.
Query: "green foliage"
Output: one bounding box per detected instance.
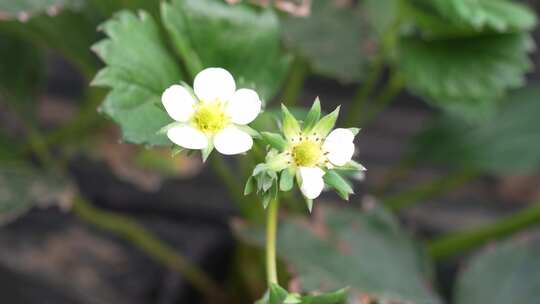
[0,0,99,77]
[302,98,321,133]
[262,132,287,151]
[455,233,540,304]
[92,11,180,146]
[238,205,442,304]
[310,106,340,137]
[281,0,373,83]
[161,0,290,100]
[281,104,301,141]
[95,0,291,146]
[407,0,537,35]
[411,85,540,174]
[0,33,42,117]
[398,33,534,120]
[0,164,71,225]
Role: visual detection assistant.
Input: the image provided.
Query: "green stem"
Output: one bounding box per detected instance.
[282,56,309,107]
[428,201,540,260]
[361,71,404,126]
[72,195,228,302]
[266,197,279,286]
[383,169,478,211]
[344,53,385,127]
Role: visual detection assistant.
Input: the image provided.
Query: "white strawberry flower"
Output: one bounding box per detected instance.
[247,99,366,210]
[161,67,262,157]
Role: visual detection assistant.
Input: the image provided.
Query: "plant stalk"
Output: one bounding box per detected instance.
[266,197,280,286]
[282,56,309,107]
[428,201,540,260]
[383,169,478,211]
[72,195,228,302]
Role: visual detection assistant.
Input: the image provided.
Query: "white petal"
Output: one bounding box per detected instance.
[193,67,236,102]
[323,128,355,166]
[299,167,325,199]
[213,126,253,155]
[167,125,208,150]
[161,85,196,122]
[226,89,262,125]
[325,128,355,144]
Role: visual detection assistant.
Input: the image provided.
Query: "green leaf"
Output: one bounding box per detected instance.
[92,10,182,146]
[455,235,540,304]
[89,0,160,19]
[161,0,290,100]
[311,106,340,138]
[407,0,537,35]
[323,170,354,201]
[0,33,43,117]
[0,2,99,77]
[411,85,540,174]
[237,205,442,304]
[398,33,534,120]
[302,98,321,132]
[281,0,373,83]
[262,132,287,151]
[0,164,72,225]
[279,168,294,192]
[281,104,301,141]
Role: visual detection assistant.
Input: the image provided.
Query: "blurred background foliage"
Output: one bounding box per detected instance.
[1,0,540,303]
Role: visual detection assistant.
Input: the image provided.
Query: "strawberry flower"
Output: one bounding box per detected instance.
[161,67,261,159]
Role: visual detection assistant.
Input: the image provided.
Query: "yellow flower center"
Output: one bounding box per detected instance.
[292,139,322,167]
[192,101,229,133]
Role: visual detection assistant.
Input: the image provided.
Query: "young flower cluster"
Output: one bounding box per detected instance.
[161,67,261,160]
[245,98,365,211]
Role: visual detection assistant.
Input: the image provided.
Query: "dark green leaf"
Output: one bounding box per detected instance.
[0,33,43,117]
[269,283,288,304]
[455,234,540,304]
[301,288,348,304]
[92,10,182,146]
[237,206,442,303]
[398,33,534,120]
[161,0,290,100]
[244,176,255,195]
[407,0,537,35]
[281,0,374,82]
[323,170,354,201]
[411,85,540,174]
[262,132,287,151]
[0,164,72,225]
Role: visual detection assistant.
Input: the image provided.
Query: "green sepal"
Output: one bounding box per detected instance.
[262,179,278,209]
[253,163,268,176]
[171,146,185,157]
[281,104,301,141]
[311,106,340,137]
[279,168,294,191]
[303,97,322,132]
[244,176,255,195]
[266,151,290,172]
[324,170,354,201]
[158,122,183,135]
[335,160,367,172]
[305,197,314,213]
[269,283,289,304]
[262,132,287,151]
[201,141,214,162]
[348,128,360,136]
[238,124,261,139]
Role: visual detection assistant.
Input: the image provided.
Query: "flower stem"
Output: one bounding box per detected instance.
[428,200,540,260]
[72,195,228,302]
[266,197,280,286]
[282,56,309,107]
[383,169,479,212]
